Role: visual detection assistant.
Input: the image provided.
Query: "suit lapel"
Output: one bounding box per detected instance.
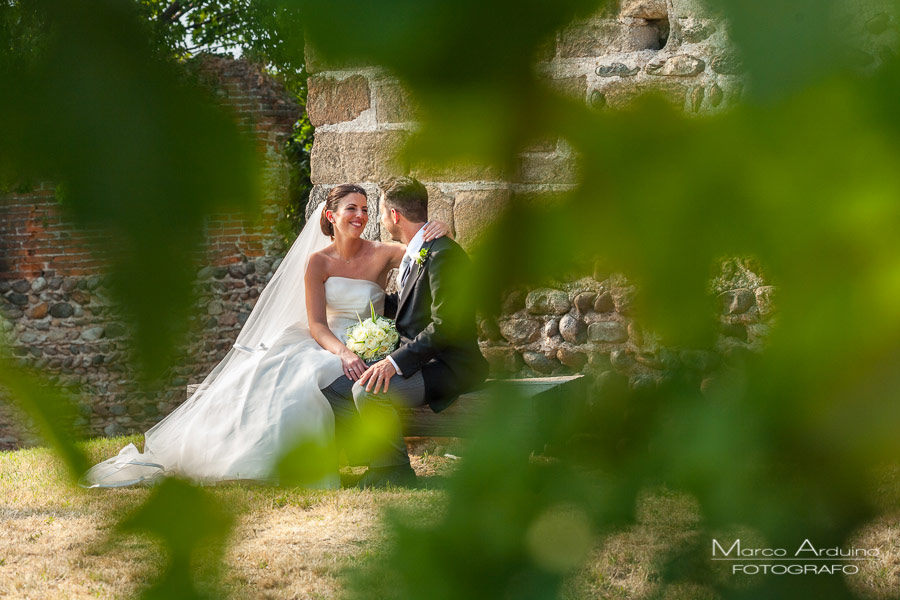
[397,239,435,316]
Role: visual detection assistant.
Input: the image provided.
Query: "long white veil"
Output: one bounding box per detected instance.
[231,201,331,354]
[81,202,332,487]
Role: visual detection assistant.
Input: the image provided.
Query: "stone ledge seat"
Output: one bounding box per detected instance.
[397,375,586,437]
[187,374,586,438]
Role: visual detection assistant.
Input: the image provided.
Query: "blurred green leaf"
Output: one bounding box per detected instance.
[298,0,900,597]
[0,354,88,478]
[117,477,234,600]
[0,0,261,379]
[298,0,606,166]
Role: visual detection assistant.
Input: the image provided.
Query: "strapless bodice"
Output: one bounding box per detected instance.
[325,276,386,340]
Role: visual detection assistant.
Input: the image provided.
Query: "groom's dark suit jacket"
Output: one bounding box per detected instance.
[383,236,488,413]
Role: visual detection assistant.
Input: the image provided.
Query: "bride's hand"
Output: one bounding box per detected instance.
[422,220,452,241]
[340,349,367,381]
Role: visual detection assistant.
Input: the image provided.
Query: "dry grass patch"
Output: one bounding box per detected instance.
[2,438,899,599]
[0,437,452,599]
[565,473,900,600]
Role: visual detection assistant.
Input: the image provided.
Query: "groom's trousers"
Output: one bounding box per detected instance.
[321,371,426,469]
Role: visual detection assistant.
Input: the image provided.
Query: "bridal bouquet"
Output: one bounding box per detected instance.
[345,302,400,361]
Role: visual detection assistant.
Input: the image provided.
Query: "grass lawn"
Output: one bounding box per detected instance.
[0,437,898,599]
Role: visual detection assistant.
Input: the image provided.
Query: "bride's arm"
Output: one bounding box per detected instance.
[422,220,452,242]
[305,255,368,381]
[383,220,453,269]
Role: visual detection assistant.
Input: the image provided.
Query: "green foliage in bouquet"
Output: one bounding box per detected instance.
[346,302,401,362]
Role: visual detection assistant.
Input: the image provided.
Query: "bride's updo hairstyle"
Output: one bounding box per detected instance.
[320,184,368,238]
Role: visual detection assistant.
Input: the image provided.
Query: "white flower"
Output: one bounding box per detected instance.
[346,313,400,361]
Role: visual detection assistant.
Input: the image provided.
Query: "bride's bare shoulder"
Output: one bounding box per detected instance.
[306,246,334,278]
[311,241,338,260]
[369,240,404,258]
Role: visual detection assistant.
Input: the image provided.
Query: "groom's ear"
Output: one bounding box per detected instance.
[390,207,401,224]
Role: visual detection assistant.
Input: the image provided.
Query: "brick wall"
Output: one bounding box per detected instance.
[0,55,301,449]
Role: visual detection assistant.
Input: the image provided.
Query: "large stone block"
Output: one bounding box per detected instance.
[669,0,717,20]
[593,80,688,109]
[611,286,636,315]
[307,75,370,126]
[588,321,628,343]
[523,351,561,374]
[546,75,587,101]
[453,188,511,250]
[558,18,623,57]
[596,62,641,78]
[681,18,717,43]
[425,185,455,236]
[558,18,661,56]
[502,289,527,313]
[516,152,578,184]
[620,0,668,19]
[711,52,744,75]
[499,318,541,345]
[646,54,706,77]
[310,131,409,184]
[481,346,524,375]
[376,82,417,123]
[559,314,587,343]
[526,288,571,315]
[410,160,504,183]
[557,347,588,370]
[719,289,755,314]
[477,318,502,341]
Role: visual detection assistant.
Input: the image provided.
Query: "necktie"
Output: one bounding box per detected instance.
[398,253,412,289]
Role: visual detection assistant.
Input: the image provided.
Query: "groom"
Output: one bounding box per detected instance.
[321,176,488,487]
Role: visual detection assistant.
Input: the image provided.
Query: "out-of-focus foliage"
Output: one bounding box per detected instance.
[134,0,306,74]
[0,1,44,69]
[3,0,900,597]
[278,110,315,243]
[0,0,308,596]
[132,1,315,241]
[1,0,261,378]
[132,0,315,241]
[275,402,397,486]
[1,0,316,371]
[298,0,900,598]
[0,353,87,479]
[2,0,314,238]
[117,478,234,599]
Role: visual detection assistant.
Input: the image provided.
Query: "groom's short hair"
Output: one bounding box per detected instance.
[380,176,428,223]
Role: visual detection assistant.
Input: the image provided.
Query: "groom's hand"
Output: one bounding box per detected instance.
[358,359,397,394]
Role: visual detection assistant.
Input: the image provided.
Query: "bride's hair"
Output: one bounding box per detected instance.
[320,184,368,238]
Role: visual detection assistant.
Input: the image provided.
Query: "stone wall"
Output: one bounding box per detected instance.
[0,55,301,449]
[304,0,740,236]
[478,260,774,395]
[304,1,771,390]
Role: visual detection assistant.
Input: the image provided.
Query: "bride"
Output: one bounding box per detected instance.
[81,184,449,488]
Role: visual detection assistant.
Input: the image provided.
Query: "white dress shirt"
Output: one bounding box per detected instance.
[388,224,427,375]
[395,224,427,289]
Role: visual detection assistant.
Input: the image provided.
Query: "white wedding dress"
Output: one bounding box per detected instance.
[81,203,385,489]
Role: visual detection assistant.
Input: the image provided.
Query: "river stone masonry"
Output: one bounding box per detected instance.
[479,257,775,394]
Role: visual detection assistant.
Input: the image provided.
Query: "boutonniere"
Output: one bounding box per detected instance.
[415,248,430,266]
